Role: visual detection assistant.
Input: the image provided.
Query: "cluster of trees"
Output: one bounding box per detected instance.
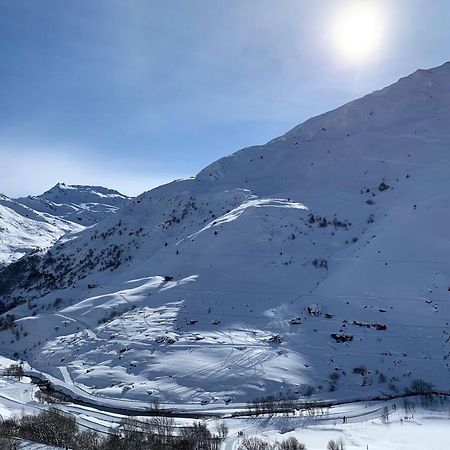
[408,379,434,395]
[245,395,330,418]
[0,315,16,332]
[0,407,228,450]
[246,395,299,415]
[0,254,41,298]
[237,436,344,450]
[307,213,351,230]
[3,364,24,380]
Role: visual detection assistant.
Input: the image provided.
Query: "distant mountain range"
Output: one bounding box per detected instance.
[0,62,449,407]
[16,182,130,226]
[0,184,130,266]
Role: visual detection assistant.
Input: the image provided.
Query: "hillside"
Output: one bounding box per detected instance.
[0,195,83,267]
[0,183,130,267]
[0,62,449,407]
[16,183,130,226]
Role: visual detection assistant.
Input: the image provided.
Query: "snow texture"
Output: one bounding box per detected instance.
[0,62,449,410]
[0,184,129,266]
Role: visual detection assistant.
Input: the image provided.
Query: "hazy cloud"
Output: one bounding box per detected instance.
[0,144,178,197]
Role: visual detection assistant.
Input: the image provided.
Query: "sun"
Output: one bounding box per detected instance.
[332,3,384,62]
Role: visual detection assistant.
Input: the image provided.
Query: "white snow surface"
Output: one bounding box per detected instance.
[0,63,449,410]
[16,182,130,226]
[224,405,450,450]
[0,183,129,266]
[0,358,448,450]
[0,195,83,267]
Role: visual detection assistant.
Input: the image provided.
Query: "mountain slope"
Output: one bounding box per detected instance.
[0,63,449,406]
[0,195,83,267]
[16,183,130,226]
[0,182,129,267]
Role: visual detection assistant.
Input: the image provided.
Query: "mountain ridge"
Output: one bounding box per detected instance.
[0,194,83,267]
[15,182,130,226]
[0,183,130,266]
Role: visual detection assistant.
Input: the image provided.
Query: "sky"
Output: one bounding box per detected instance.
[1,0,450,197]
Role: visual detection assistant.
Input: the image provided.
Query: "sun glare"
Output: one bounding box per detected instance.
[332,3,384,63]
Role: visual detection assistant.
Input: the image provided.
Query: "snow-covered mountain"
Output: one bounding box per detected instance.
[16,183,130,226]
[0,184,129,267]
[0,63,449,407]
[0,194,83,268]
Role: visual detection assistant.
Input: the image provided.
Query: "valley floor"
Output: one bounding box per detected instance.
[0,356,448,450]
[223,407,449,449]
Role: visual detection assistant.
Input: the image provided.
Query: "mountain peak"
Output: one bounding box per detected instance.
[15,183,131,226]
[274,60,450,147]
[43,182,128,199]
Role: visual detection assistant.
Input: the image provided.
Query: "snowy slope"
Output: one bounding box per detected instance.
[0,356,449,450]
[16,183,130,226]
[0,183,129,267]
[0,62,449,407]
[0,195,82,267]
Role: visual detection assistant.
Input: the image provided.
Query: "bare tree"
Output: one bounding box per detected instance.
[4,365,24,380]
[74,430,104,450]
[278,436,306,450]
[146,416,174,448]
[214,421,229,440]
[238,436,274,450]
[178,421,218,450]
[327,439,345,450]
[381,406,389,423]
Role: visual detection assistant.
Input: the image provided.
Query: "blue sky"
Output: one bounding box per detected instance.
[1,0,449,196]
